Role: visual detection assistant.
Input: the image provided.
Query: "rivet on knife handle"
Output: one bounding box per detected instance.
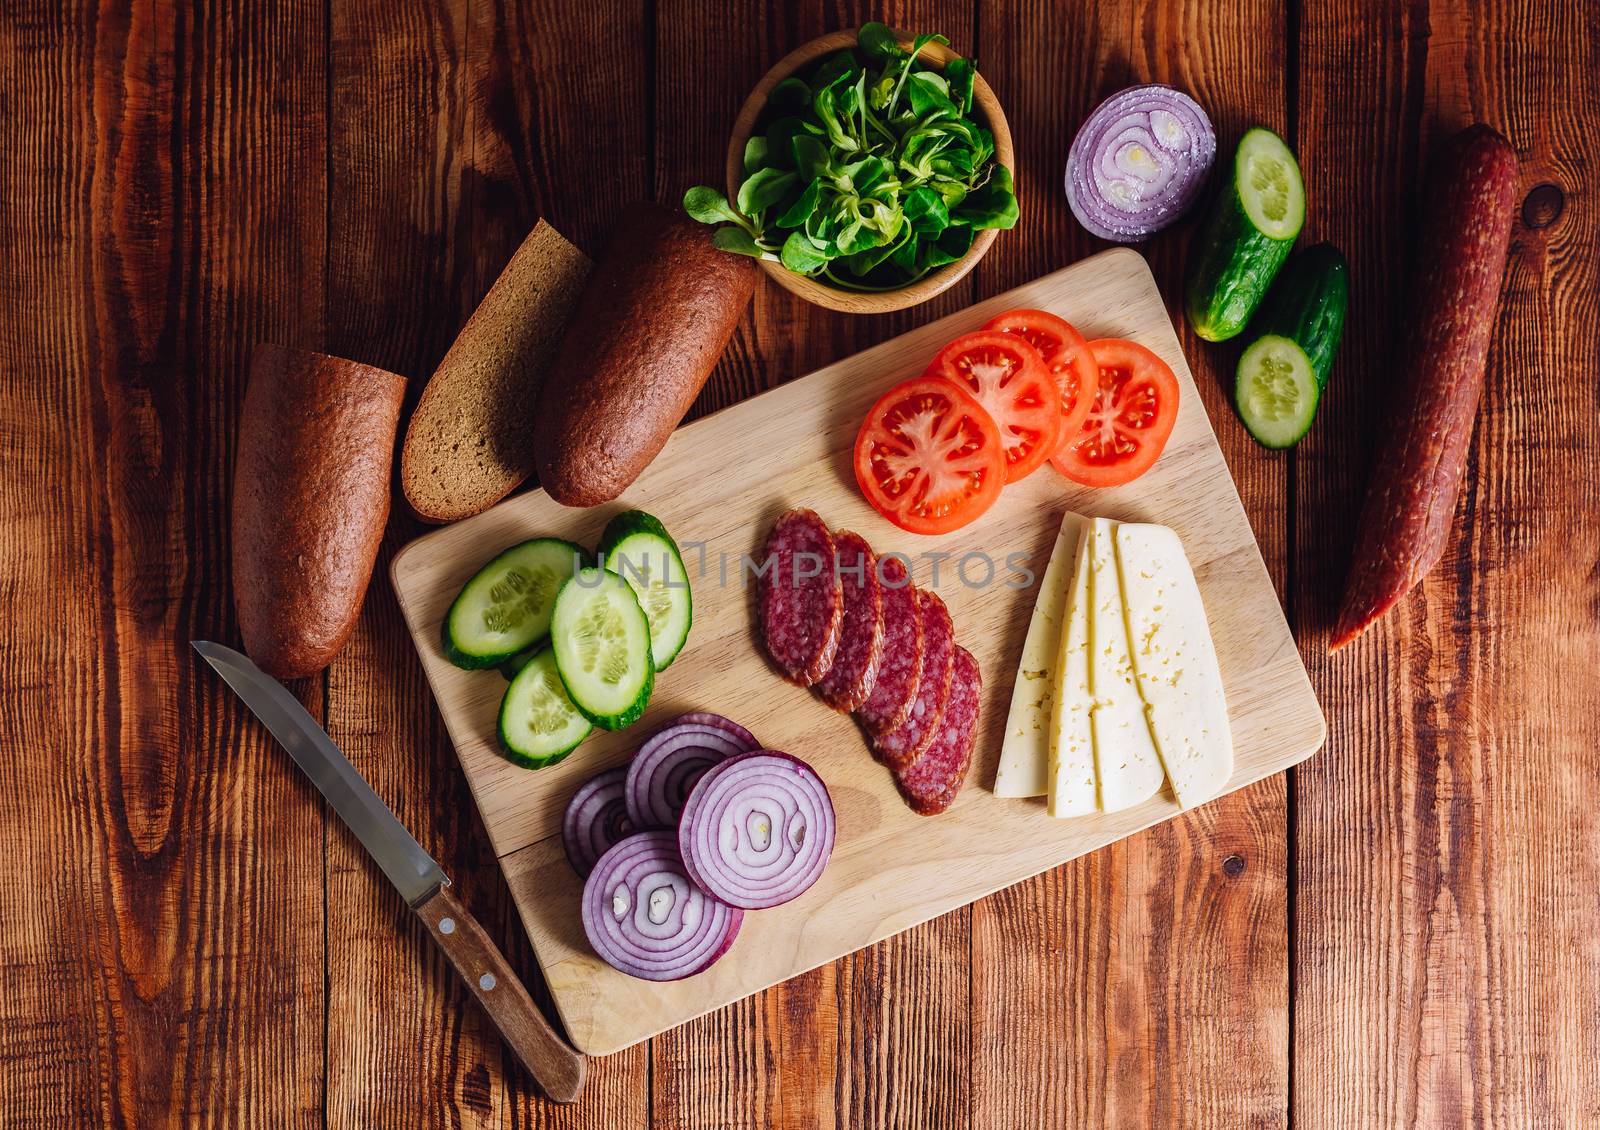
[414,884,587,1103]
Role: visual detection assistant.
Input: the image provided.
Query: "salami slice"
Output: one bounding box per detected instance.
[894,646,981,816]
[854,555,922,733]
[815,531,884,711]
[759,509,843,685]
[872,589,954,769]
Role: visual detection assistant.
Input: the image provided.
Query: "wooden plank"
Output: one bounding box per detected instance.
[1293,0,1600,1125]
[391,251,1322,1059]
[0,0,329,1123]
[648,4,976,1127]
[320,0,651,1124]
[968,1,1292,1126]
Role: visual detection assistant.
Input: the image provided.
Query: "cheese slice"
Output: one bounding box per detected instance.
[1113,522,1233,807]
[1087,517,1164,812]
[1046,527,1096,817]
[993,512,1086,797]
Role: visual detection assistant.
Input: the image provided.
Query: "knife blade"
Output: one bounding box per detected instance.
[193,640,446,905]
[193,640,586,1102]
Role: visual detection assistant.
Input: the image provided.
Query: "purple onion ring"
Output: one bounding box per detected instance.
[581,830,743,981]
[678,751,835,910]
[625,717,760,830]
[1065,84,1216,242]
[562,767,635,878]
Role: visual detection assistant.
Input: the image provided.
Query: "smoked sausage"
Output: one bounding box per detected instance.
[1330,126,1519,651]
[232,344,406,678]
[532,203,758,507]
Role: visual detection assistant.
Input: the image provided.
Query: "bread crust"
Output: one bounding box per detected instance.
[533,203,758,507]
[232,344,405,678]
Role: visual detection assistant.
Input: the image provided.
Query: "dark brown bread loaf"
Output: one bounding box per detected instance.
[232,344,406,678]
[533,203,758,507]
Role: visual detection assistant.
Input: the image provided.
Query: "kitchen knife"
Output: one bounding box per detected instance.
[192,640,587,1103]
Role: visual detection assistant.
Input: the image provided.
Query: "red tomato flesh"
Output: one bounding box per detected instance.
[926,331,1061,482]
[984,309,1095,445]
[1050,338,1180,488]
[854,375,1006,535]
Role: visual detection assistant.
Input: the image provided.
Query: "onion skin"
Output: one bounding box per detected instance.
[1066,85,1216,242]
[678,750,836,910]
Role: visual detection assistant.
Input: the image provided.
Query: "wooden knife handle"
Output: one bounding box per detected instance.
[414,884,587,1103]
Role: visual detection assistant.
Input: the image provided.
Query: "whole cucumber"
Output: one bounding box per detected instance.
[1252,242,1349,389]
[1185,127,1305,341]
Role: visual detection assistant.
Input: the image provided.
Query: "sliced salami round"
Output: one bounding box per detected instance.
[815,531,884,712]
[894,645,981,816]
[853,555,923,734]
[759,509,843,685]
[872,589,954,769]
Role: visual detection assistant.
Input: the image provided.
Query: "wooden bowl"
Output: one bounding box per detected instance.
[724,28,1014,315]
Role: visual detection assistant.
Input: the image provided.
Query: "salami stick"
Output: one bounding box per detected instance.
[1330,125,1519,651]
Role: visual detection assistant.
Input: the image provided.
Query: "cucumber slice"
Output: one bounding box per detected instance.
[598,510,693,671]
[1184,127,1305,342]
[497,647,592,769]
[1235,334,1321,449]
[443,538,587,669]
[1236,127,1306,240]
[550,568,655,730]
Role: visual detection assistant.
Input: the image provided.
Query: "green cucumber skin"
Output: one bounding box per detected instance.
[1185,181,1296,342]
[1252,242,1349,389]
[598,510,693,671]
[441,537,590,670]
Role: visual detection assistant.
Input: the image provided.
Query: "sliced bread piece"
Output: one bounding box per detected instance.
[401,220,591,522]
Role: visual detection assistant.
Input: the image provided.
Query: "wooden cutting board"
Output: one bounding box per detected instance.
[390,248,1325,1056]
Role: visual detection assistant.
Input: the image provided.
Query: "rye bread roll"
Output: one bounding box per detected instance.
[533,203,758,507]
[233,344,406,678]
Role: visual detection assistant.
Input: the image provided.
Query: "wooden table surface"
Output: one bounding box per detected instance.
[2,1,1596,1126]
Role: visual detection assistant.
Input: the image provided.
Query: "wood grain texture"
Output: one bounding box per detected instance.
[968,2,1292,1126]
[391,251,1323,1057]
[0,0,331,1123]
[320,0,650,1126]
[1293,0,1600,1127]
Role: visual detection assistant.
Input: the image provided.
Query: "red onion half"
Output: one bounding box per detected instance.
[562,767,635,878]
[582,830,743,981]
[1066,85,1216,242]
[625,716,760,830]
[678,751,835,910]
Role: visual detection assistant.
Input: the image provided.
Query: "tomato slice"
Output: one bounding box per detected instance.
[984,309,1095,444]
[854,375,1006,535]
[925,331,1061,482]
[1050,338,1181,488]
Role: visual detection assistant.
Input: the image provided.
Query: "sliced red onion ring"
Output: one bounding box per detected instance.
[625,717,760,830]
[562,767,635,878]
[667,711,759,750]
[582,830,743,981]
[1066,84,1216,242]
[678,751,835,910]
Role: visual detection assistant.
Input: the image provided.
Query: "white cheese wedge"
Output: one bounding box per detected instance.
[1046,527,1096,817]
[1113,522,1233,807]
[993,512,1086,798]
[1087,517,1165,812]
